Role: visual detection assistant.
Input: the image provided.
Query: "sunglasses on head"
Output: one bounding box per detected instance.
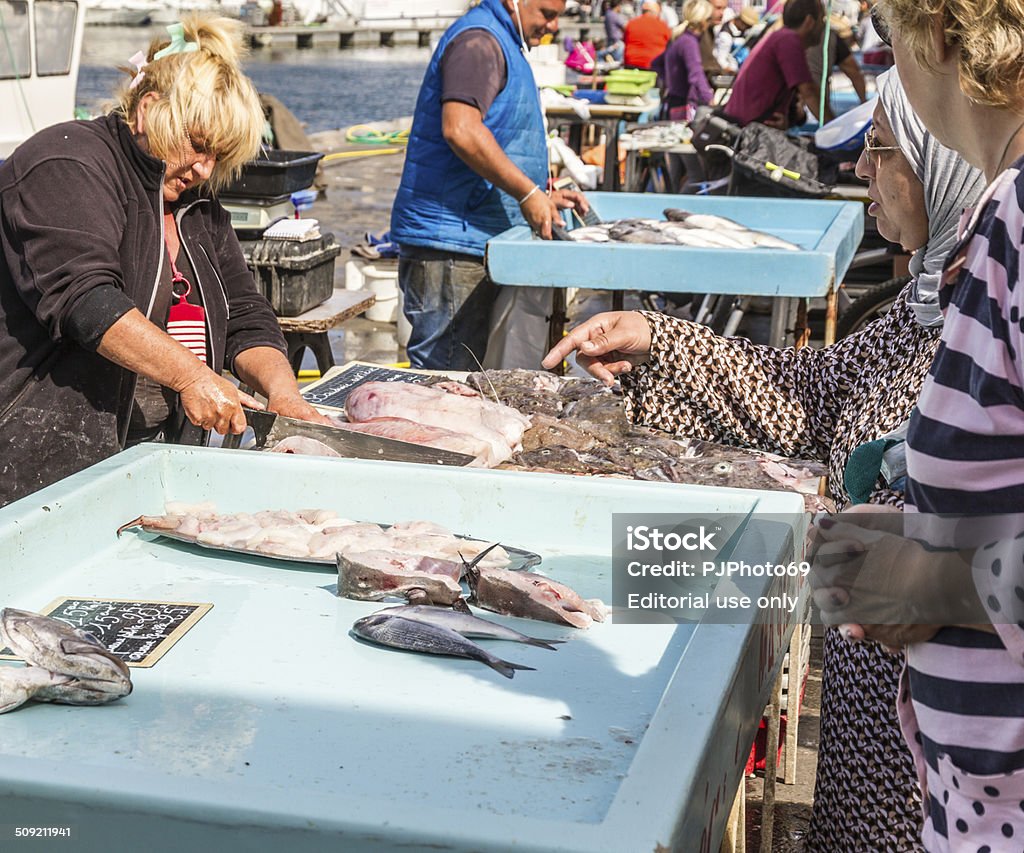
[871,4,892,46]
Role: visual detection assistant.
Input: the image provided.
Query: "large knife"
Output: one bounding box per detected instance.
[242,408,475,466]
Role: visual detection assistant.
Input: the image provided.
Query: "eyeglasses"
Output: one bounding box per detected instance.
[863,128,902,167]
[870,4,892,47]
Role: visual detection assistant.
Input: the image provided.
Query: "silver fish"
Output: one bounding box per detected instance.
[351,613,536,679]
[0,608,133,713]
[566,226,611,243]
[663,208,800,250]
[374,604,564,650]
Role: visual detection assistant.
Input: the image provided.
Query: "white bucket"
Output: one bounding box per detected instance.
[359,261,399,323]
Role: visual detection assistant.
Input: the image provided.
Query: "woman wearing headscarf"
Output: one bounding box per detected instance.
[543,69,985,851]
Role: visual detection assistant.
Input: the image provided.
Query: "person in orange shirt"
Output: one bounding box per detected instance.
[622,0,671,69]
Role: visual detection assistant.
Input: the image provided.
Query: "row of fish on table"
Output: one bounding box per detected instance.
[564,208,801,251]
[119,503,607,679]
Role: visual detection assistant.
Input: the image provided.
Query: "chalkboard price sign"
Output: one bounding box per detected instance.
[0,598,213,668]
[301,361,437,411]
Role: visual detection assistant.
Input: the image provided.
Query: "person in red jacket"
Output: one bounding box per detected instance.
[623,0,671,69]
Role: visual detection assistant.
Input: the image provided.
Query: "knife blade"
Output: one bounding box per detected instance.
[242,408,475,467]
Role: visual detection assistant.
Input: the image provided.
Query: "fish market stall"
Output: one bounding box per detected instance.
[485,192,864,348]
[0,445,806,852]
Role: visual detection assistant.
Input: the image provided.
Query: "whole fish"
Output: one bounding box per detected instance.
[351,613,535,679]
[464,564,608,630]
[0,608,133,713]
[374,604,564,650]
[566,226,611,243]
[663,208,801,250]
[337,550,464,605]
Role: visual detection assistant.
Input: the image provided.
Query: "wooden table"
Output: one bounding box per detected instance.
[276,287,376,375]
[545,102,655,191]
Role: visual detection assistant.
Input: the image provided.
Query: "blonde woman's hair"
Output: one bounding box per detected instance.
[878,0,1024,109]
[680,0,713,31]
[116,14,264,192]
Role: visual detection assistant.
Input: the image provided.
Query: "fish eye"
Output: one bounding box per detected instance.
[713,462,732,474]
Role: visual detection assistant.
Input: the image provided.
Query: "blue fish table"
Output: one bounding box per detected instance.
[486,192,864,352]
[0,445,807,852]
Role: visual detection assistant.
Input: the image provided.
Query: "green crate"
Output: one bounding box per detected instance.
[605,69,657,96]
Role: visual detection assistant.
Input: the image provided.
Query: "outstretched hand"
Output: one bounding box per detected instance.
[541,311,652,384]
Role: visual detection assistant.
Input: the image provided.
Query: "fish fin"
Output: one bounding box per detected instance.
[60,637,106,656]
[486,658,536,679]
[116,516,144,537]
[451,598,472,615]
[524,637,565,651]
[459,542,502,587]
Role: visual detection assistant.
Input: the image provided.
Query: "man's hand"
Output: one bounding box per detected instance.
[541,311,652,382]
[520,189,561,240]
[550,188,590,215]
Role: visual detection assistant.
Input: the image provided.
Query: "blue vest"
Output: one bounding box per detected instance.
[390,0,548,257]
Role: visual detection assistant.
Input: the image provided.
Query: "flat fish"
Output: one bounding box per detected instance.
[374,604,564,650]
[351,613,535,679]
[465,564,608,629]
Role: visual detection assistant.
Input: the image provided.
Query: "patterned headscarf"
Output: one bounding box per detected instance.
[875,69,985,327]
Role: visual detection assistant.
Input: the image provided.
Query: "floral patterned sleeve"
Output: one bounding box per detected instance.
[619,303,919,461]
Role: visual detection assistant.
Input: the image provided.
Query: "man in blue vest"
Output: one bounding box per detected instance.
[391,0,588,370]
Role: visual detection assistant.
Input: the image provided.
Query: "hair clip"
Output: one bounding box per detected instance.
[153,22,199,60]
[128,50,147,90]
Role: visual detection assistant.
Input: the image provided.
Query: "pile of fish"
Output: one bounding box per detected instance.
[453,370,831,512]
[118,503,515,567]
[0,608,132,714]
[351,604,562,679]
[566,208,800,250]
[333,380,531,468]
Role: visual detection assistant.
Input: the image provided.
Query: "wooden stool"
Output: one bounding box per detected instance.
[275,288,376,377]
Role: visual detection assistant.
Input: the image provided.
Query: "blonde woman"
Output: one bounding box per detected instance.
[651,0,714,119]
[0,15,327,507]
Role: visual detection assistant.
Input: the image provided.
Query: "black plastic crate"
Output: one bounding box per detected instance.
[222,150,324,199]
[242,234,341,317]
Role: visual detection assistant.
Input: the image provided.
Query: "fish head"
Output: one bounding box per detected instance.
[0,609,131,695]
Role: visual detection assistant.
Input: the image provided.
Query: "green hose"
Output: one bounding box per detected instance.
[345,124,410,146]
[819,0,833,127]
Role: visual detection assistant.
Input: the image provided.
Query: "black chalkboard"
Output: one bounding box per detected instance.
[0,598,212,668]
[301,361,437,410]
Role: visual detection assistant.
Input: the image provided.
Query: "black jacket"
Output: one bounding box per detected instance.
[0,113,287,506]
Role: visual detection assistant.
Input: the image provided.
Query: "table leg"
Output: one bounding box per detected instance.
[768,297,802,348]
[547,289,568,376]
[284,331,335,378]
[611,291,624,311]
[603,119,621,192]
[783,619,804,785]
[824,286,838,346]
[758,667,784,853]
[720,778,746,853]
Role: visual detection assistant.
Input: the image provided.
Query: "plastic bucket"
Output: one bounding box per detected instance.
[364,270,398,322]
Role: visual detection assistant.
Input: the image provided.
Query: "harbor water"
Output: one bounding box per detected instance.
[77,25,430,132]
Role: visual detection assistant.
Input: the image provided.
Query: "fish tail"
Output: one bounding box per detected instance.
[486,657,536,679]
[524,637,565,651]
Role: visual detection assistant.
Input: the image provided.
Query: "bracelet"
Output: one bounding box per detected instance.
[518,185,540,206]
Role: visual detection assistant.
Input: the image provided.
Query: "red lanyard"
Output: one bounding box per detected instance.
[165,240,208,364]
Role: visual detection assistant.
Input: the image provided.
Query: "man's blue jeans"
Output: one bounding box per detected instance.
[399,246,498,370]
